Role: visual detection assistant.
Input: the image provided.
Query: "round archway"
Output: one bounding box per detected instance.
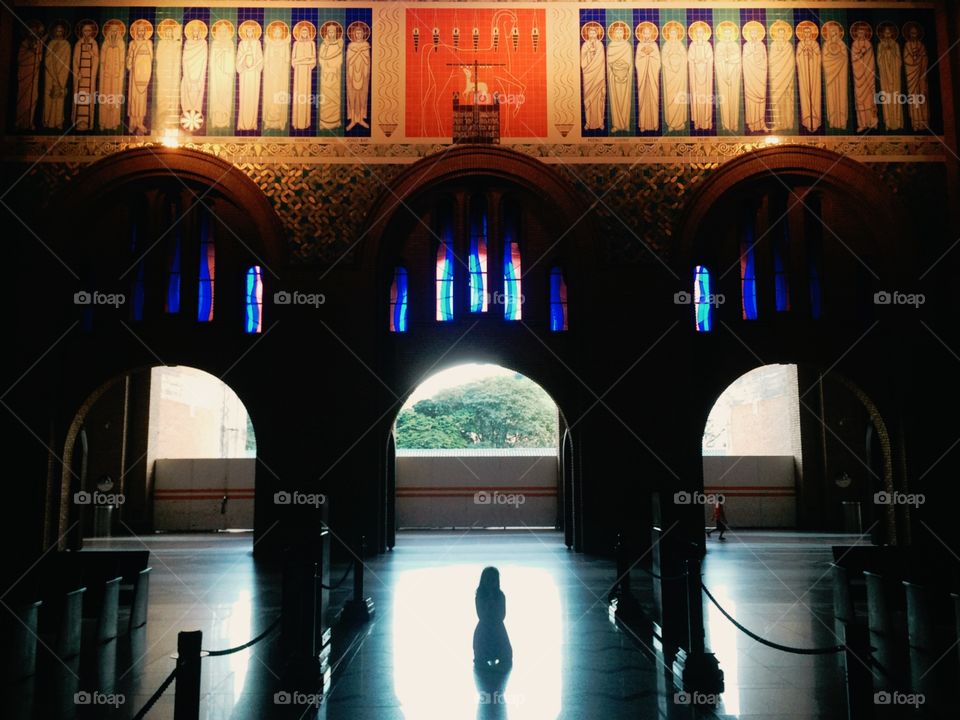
[59,365,257,548]
[387,362,570,546]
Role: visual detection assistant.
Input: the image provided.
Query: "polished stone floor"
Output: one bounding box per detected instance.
[4,530,862,719]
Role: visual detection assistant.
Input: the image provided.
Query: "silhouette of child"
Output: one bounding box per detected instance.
[473,567,513,670]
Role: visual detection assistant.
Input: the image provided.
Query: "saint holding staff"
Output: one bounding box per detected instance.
[291,21,317,130]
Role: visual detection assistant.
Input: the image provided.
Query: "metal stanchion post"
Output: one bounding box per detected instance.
[173,630,202,720]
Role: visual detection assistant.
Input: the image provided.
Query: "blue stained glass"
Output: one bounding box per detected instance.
[390,267,408,332]
[502,202,522,321]
[549,267,568,332]
[197,208,215,322]
[166,234,181,314]
[774,219,791,312]
[436,242,454,322]
[695,265,713,332]
[245,265,263,334]
[741,207,758,321]
[468,202,488,313]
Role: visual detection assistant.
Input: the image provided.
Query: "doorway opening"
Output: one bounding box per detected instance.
[64,365,256,544]
[390,363,563,541]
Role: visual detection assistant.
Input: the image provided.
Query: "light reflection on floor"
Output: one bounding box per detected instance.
[392,564,562,720]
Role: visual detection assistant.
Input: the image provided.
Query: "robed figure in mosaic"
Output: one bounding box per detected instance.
[126,19,153,134]
[796,21,822,132]
[98,20,125,131]
[236,21,264,131]
[742,21,769,133]
[714,21,741,132]
[208,20,235,130]
[606,22,632,133]
[318,22,344,130]
[876,23,903,131]
[580,22,605,131]
[903,22,929,130]
[155,20,182,131]
[43,22,71,129]
[15,22,44,130]
[291,21,316,130]
[850,22,878,132]
[821,21,849,130]
[180,20,208,130]
[346,22,371,131]
[769,20,796,131]
[72,20,100,131]
[262,22,291,131]
[661,22,688,132]
[634,22,660,133]
[687,21,713,131]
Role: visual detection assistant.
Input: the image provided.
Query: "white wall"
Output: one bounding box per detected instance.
[154,458,255,531]
[397,449,558,528]
[702,455,796,528]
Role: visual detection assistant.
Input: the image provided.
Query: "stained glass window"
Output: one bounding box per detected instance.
[468,196,489,313]
[245,265,263,334]
[549,267,568,332]
[435,202,455,322]
[390,267,409,332]
[197,206,215,322]
[774,209,791,312]
[165,199,181,314]
[741,205,758,321]
[694,265,713,333]
[502,201,522,321]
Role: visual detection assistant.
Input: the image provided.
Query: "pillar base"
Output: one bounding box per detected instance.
[672,648,724,695]
[341,597,375,624]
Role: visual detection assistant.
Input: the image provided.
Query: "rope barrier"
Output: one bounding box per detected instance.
[632,563,690,582]
[319,563,353,590]
[131,667,177,720]
[701,582,846,655]
[203,615,281,656]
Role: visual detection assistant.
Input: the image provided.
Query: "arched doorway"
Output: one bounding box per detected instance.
[387,362,570,547]
[60,365,257,548]
[701,363,897,541]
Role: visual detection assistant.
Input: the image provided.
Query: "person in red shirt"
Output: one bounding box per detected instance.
[706,498,728,541]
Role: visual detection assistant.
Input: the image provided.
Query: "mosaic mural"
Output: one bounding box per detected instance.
[12,6,373,138]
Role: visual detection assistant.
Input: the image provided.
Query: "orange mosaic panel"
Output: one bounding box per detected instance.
[405,8,547,138]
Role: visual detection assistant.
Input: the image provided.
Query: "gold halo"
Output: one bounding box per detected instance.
[102,19,125,39]
[266,20,289,40]
[75,19,98,39]
[129,19,153,40]
[211,19,235,39]
[581,21,603,42]
[635,21,658,43]
[743,21,765,42]
[876,22,898,41]
[688,20,712,42]
[662,21,686,42]
[157,18,181,40]
[319,20,343,41]
[902,21,924,41]
[238,20,262,41]
[184,19,208,41]
[796,20,819,41]
[607,21,630,41]
[822,20,844,40]
[347,21,370,42]
[716,21,740,41]
[850,21,872,40]
[292,20,316,41]
[770,20,793,41]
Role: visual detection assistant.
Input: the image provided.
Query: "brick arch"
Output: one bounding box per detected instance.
[675,145,908,280]
[55,147,287,268]
[360,145,592,271]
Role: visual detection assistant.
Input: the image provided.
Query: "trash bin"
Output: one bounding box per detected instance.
[841,501,862,534]
[93,504,114,537]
